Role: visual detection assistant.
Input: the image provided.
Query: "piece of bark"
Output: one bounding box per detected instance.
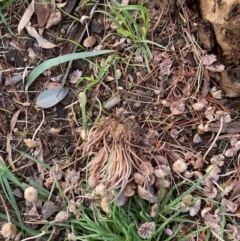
[220,68,240,97]
[209,121,240,134]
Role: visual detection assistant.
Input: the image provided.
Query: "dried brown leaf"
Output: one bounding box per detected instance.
[221,198,238,213]
[25,22,57,49]
[46,9,62,29]
[170,101,185,115]
[18,1,34,35]
[34,0,53,27]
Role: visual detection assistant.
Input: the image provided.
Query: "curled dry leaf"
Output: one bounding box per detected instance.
[24,139,40,148]
[83,36,96,48]
[138,222,156,239]
[18,1,34,35]
[25,22,57,49]
[46,9,62,29]
[170,101,185,115]
[221,198,238,213]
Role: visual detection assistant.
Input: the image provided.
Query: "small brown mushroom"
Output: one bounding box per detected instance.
[133,173,144,185]
[123,182,136,197]
[138,222,156,239]
[83,36,96,48]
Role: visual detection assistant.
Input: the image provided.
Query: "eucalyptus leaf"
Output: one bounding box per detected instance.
[36,87,69,108]
[25,50,114,91]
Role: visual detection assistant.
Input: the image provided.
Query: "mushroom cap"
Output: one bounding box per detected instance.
[138,222,156,239]
[24,186,38,202]
[83,36,96,48]
[133,173,144,185]
[172,159,187,173]
[139,162,154,176]
[123,183,135,197]
[205,164,221,181]
[101,197,110,213]
[150,204,158,218]
[94,183,105,197]
[1,222,17,239]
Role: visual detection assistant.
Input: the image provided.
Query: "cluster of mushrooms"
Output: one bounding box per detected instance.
[82,108,171,213]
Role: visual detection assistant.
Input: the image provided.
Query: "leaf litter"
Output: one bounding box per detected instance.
[1,0,240,240]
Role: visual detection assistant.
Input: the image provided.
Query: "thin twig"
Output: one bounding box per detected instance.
[203,116,224,162]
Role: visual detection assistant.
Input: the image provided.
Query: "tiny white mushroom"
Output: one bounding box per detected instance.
[24,186,38,203]
[1,222,17,239]
[172,159,187,173]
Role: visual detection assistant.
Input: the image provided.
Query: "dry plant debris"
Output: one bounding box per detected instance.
[2,0,240,240]
[81,108,170,208]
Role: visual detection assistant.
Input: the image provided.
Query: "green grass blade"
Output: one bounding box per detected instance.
[0,0,15,11]
[25,50,114,91]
